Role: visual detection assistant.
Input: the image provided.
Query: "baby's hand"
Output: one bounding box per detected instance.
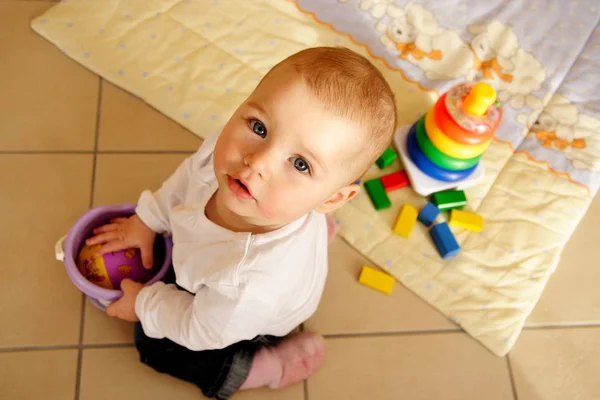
[86,214,156,269]
[106,279,143,322]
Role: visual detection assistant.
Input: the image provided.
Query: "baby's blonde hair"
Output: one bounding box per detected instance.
[260,47,398,179]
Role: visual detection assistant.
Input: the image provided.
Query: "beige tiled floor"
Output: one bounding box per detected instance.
[2,1,600,399]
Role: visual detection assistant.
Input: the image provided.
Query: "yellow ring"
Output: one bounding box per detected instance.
[425,110,490,159]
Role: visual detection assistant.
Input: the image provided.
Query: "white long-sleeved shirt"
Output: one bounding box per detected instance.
[134,132,328,351]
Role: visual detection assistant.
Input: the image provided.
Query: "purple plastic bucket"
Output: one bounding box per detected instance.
[58,204,172,306]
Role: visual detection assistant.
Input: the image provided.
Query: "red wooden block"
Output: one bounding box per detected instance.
[380,170,409,192]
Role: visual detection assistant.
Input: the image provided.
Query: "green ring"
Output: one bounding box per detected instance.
[416,117,482,171]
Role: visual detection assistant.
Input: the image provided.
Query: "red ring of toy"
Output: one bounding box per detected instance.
[434,93,499,145]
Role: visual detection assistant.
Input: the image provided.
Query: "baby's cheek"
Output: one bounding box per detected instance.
[257,201,277,220]
[212,146,227,170]
[214,135,240,168]
[257,191,295,221]
[257,188,312,222]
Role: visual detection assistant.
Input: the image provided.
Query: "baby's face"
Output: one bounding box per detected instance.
[213,68,363,229]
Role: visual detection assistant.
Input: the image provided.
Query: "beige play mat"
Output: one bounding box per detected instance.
[31,0,600,356]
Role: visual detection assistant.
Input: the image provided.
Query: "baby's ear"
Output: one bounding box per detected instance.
[315,183,361,214]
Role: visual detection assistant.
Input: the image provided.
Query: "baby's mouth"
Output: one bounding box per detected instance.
[236,179,249,192]
[227,175,255,200]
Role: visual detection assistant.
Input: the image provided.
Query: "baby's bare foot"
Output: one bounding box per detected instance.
[240,332,326,391]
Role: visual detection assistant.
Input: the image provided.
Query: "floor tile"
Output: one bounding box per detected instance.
[93,153,190,206]
[308,333,513,400]
[527,195,600,326]
[510,327,600,400]
[0,154,92,347]
[234,385,303,400]
[81,347,303,400]
[0,349,77,400]
[305,239,458,335]
[98,81,202,151]
[83,301,134,345]
[80,347,200,400]
[83,153,191,343]
[0,2,99,151]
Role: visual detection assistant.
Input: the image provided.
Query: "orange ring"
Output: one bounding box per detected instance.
[434,93,497,145]
[425,110,490,159]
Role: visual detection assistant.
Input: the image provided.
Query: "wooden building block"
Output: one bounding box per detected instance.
[449,209,483,232]
[393,204,418,238]
[358,265,395,295]
[364,178,391,210]
[380,170,410,192]
[430,190,467,211]
[430,222,460,259]
[418,202,440,227]
[375,147,397,169]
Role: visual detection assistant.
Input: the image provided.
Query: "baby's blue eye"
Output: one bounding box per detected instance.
[292,157,310,173]
[251,120,266,138]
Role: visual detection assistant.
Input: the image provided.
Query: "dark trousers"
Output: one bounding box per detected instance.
[134,269,282,399]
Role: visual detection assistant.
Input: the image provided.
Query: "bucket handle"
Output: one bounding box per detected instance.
[55,235,67,262]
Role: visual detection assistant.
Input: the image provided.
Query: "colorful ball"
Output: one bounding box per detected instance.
[77,243,155,290]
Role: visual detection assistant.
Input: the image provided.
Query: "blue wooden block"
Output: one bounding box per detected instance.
[418,202,440,227]
[430,222,460,259]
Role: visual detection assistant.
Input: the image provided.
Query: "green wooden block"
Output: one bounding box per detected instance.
[364,179,391,210]
[375,147,397,169]
[430,190,467,211]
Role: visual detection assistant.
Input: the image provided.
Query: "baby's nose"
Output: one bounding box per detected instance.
[244,152,272,180]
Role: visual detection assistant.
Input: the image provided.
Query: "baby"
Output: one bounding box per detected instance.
[87,47,397,399]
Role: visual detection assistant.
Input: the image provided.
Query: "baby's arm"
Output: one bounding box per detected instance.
[136,131,219,233]
[85,155,196,267]
[136,155,195,234]
[135,277,276,350]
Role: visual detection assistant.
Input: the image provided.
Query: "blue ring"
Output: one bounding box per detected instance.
[407,123,478,182]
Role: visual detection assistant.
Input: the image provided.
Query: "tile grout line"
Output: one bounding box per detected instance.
[322,324,600,340]
[1,323,598,352]
[83,342,136,349]
[7,324,600,353]
[505,354,519,400]
[0,344,79,353]
[0,150,93,154]
[0,342,135,353]
[323,328,460,339]
[105,150,196,154]
[90,79,103,207]
[303,380,309,400]
[523,323,600,331]
[74,293,86,400]
[74,77,103,400]
[0,150,197,155]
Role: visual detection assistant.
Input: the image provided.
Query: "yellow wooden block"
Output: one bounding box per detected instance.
[358,265,395,295]
[449,209,484,232]
[393,204,418,238]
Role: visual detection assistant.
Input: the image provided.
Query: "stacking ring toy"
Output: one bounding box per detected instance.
[407,123,478,182]
[415,117,481,171]
[434,94,496,145]
[425,110,490,159]
[449,83,502,126]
